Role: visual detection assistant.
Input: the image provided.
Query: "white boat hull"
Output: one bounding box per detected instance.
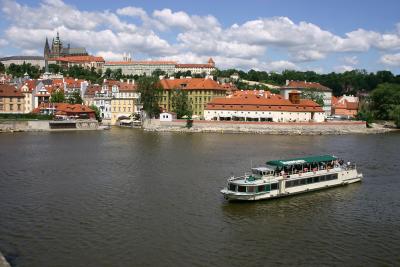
[221,169,362,201]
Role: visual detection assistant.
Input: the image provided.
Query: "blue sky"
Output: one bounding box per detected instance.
[1,0,400,73]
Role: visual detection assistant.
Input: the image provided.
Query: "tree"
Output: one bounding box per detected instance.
[0,62,5,73]
[171,89,192,119]
[89,104,101,122]
[370,83,400,120]
[389,105,400,128]
[68,90,83,104]
[152,68,166,77]
[50,89,65,103]
[137,76,162,118]
[301,88,325,107]
[48,63,62,74]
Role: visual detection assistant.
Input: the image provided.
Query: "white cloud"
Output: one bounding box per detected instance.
[1,0,400,72]
[343,56,358,65]
[0,38,7,47]
[334,65,355,73]
[380,53,400,66]
[21,49,41,56]
[96,51,124,61]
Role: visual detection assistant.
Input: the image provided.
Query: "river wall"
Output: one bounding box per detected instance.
[0,120,100,132]
[143,119,394,135]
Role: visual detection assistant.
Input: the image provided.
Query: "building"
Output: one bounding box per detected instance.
[159,77,228,117]
[103,55,216,77]
[49,56,105,71]
[0,56,45,68]
[19,82,35,113]
[175,58,216,75]
[331,95,359,118]
[280,80,332,115]
[103,58,177,76]
[33,102,95,119]
[204,90,325,122]
[110,81,140,125]
[0,84,25,113]
[44,32,88,60]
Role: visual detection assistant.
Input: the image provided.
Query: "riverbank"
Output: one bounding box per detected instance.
[0,119,103,133]
[143,119,397,135]
[0,252,10,267]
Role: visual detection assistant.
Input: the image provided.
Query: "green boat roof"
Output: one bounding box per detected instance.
[266,155,337,167]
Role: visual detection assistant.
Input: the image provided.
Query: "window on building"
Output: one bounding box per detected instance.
[17,104,21,111]
[9,104,13,110]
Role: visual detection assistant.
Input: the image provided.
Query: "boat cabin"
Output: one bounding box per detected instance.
[266,155,339,176]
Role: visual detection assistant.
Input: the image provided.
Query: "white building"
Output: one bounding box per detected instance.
[175,58,216,75]
[280,80,332,115]
[0,56,45,68]
[204,90,325,123]
[93,85,113,121]
[103,56,176,76]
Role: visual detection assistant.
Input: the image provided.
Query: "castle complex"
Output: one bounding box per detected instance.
[43,32,88,60]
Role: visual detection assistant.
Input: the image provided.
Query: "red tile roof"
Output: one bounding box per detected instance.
[206,92,323,112]
[52,56,105,63]
[175,64,214,68]
[105,60,176,65]
[283,81,331,92]
[160,78,227,91]
[33,103,94,114]
[84,85,102,96]
[0,84,24,97]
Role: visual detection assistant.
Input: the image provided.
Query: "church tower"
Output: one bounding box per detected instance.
[44,37,50,73]
[51,32,63,58]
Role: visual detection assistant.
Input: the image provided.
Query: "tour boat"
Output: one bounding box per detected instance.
[221,155,363,201]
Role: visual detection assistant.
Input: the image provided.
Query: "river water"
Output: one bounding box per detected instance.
[0,129,399,266]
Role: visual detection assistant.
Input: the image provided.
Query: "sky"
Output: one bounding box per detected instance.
[0,0,400,74]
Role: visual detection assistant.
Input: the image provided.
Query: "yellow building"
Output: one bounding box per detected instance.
[159,78,227,117]
[110,82,140,125]
[0,84,25,113]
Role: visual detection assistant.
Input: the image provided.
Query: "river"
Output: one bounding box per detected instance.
[0,129,399,266]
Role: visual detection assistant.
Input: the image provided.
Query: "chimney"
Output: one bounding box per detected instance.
[289,91,300,104]
[285,79,289,86]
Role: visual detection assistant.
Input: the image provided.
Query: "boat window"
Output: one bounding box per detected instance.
[247,186,255,193]
[307,178,313,184]
[271,183,278,190]
[228,183,236,191]
[313,176,320,183]
[320,175,326,182]
[238,186,246,192]
[257,185,265,192]
[332,173,338,180]
[293,180,300,186]
[300,179,306,185]
[265,184,271,191]
[285,181,292,188]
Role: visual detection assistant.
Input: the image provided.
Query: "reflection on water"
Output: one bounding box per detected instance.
[0,130,399,266]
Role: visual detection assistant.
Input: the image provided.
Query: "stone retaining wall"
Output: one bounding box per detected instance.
[0,120,99,132]
[143,119,392,135]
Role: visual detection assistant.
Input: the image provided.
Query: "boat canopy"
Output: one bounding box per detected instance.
[266,155,337,167]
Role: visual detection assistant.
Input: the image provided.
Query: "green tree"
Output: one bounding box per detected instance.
[152,68,166,77]
[50,89,65,103]
[0,62,5,73]
[171,89,192,119]
[137,76,162,118]
[369,83,400,120]
[389,105,400,128]
[89,104,102,122]
[68,90,83,104]
[301,88,325,106]
[48,63,62,74]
